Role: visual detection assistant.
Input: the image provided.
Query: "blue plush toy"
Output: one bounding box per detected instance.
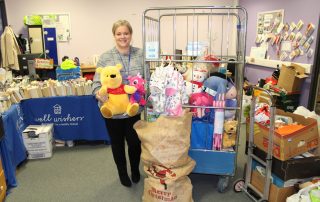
[225,99,237,120]
[203,72,237,99]
[203,76,228,99]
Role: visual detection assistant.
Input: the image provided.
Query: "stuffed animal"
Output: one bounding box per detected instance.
[222,120,238,149]
[225,99,237,120]
[183,62,208,82]
[127,73,146,106]
[203,75,228,98]
[204,54,220,68]
[203,72,237,100]
[185,70,207,96]
[189,92,214,118]
[226,85,237,99]
[96,64,139,118]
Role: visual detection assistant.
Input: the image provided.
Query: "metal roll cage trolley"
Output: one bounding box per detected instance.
[142,6,247,193]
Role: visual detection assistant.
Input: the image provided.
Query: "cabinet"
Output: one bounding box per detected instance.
[28,25,44,54]
[43,27,58,65]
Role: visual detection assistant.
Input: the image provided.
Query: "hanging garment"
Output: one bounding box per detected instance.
[1,26,21,70]
[149,64,188,116]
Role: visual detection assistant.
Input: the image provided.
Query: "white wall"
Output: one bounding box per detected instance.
[5,0,237,64]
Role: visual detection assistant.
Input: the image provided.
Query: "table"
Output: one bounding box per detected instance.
[20,95,110,142]
[0,104,27,189]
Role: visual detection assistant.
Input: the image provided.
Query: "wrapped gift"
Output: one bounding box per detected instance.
[254,103,270,125]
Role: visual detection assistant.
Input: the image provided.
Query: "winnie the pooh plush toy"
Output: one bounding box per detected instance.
[222,120,238,149]
[96,64,139,118]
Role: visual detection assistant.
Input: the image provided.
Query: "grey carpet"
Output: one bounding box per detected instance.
[5,126,251,202]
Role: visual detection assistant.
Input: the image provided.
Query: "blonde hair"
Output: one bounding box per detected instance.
[112,20,133,35]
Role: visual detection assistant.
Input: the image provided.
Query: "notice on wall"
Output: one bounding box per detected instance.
[55,14,71,42]
[35,13,71,42]
[256,9,284,44]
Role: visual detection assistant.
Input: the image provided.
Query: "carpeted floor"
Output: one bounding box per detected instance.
[5,126,251,202]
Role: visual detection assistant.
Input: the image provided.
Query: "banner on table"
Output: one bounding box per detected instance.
[20,95,109,141]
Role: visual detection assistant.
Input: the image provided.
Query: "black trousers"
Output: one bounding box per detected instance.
[105,115,141,175]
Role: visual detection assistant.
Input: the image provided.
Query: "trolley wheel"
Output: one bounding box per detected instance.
[217,176,230,193]
[233,179,245,193]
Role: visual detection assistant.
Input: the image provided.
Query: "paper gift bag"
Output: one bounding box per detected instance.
[41,87,51,97]
[55,85,67,96]
[75,85,84,96]
[28,87,40,98]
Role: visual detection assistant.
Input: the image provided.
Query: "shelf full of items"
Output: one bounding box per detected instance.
[142,6,247,192]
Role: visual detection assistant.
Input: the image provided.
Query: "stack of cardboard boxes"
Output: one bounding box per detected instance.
[246,62,319,201]
[275,63,308,112]
[247,109,320,202]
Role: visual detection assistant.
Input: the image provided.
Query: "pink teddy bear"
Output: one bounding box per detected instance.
[128,73,146,106]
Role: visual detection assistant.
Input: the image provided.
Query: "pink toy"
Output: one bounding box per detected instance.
[189,92,214,118]
[128,73,146,106]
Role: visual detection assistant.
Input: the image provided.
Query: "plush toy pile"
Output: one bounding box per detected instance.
[148,59,240,151]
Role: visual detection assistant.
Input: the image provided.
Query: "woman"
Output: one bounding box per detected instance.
[92,20,144,187]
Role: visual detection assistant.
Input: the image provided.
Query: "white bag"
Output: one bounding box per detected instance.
[286,182,320,202]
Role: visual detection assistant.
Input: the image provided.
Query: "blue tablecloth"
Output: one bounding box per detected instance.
[20,95,110,142]
[0,104,27,189]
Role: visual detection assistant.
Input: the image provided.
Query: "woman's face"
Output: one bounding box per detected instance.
[114,25,132,49]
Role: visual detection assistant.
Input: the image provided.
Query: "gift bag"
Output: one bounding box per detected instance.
[142,176,193,202]
[134,111,193,167]
[190,121,213,150]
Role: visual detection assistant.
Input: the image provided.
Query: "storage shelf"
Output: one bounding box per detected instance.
[246,56,312,74]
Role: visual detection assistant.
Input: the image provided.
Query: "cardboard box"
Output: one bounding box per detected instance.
[251,145,320,183]
[22,124,54,159]
[251,170,295,202]
[255,109,319,161]
[248,109,319,161]
[277,63,308,92]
